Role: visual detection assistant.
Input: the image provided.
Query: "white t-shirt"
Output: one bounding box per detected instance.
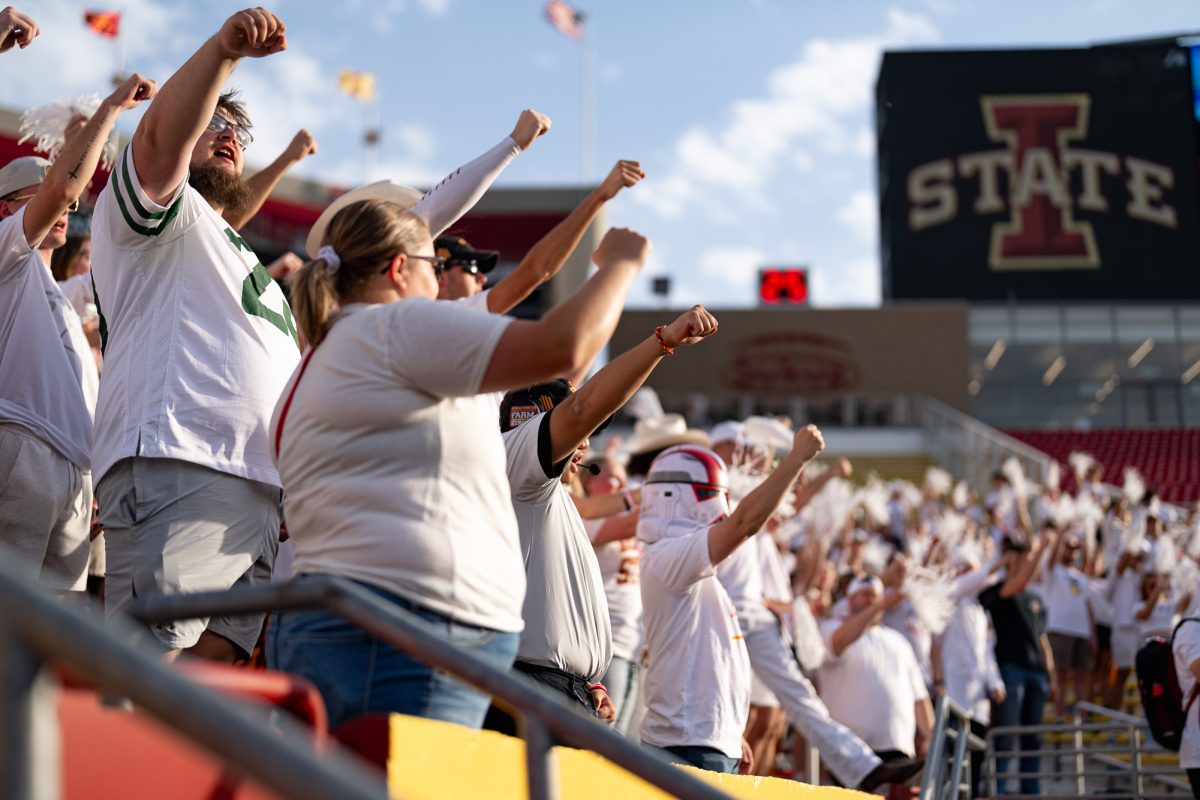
[1138,597,1179,642]
[270,297,526,633]
[942,584,1003,724]
[639,524,750,759]
[716,531,775,634]
[586,517,644,662]
[1109,566,1143,628]
[1045,564,1093,639]
[0,209,97,470]
[819,618,929,756]
[504,411,612,682]
[58,272,96,321]
[90,145,301,485]
[1173,619,1200,768]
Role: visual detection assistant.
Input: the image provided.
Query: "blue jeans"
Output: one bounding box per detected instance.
[993,663,1050,795]
[267,580,518,730]
[602,655,641,737]
[649,744,739,774]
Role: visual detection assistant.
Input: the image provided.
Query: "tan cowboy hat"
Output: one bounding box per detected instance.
[305,180,424,258]
[623,413,710,458]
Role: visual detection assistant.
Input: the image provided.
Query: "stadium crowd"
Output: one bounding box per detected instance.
[7,7,1200,798]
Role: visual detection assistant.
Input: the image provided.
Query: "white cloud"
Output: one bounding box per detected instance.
[635,7,939,222]
[836,189,878,246]
[810,255,881,307]
[697,245,767,307]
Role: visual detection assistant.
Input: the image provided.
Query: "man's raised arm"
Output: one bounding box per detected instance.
[133,8,286,204]
[487,159,645,315]
[23,74,156,248]
[224,128,316,230]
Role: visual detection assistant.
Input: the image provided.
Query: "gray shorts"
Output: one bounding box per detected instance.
[0,422,92,591]
[1048,631,1094,672]
[97,457,279,655]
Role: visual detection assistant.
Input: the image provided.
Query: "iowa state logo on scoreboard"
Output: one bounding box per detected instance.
[905,93,1178,270]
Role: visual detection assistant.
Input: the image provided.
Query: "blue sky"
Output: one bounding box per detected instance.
[4,0,1199,308]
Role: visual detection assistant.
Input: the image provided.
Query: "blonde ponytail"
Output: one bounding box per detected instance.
[292,199,431,344]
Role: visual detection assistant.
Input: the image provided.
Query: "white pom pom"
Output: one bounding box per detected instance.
[903,566,957,635]
[625,387,664,422]
[791,597,828,672]
[862,536,894,573]
[19,94,119,172]
[1069,452,1096,484]
[1002,457,1030,501]
[924,467,952,496]
[951,481,969,511]
[1046,461,1062,492]
[1123,467,1146,506]
[855,476,890,527]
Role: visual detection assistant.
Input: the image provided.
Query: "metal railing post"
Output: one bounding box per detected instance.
[920,695,950,800]
[948,715,970,799]
[806,743,820,786]
[0,624,56,800]
[1072,705,1086,797]
[522,716,558,800]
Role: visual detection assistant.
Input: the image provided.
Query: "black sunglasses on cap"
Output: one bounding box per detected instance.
[448,260,483,276]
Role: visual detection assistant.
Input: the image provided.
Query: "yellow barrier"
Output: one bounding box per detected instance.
[386,715,871,800]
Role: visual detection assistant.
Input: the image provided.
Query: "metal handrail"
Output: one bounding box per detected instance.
[0,561,385,800]
[921,396,1054,494]
[983,705,1189,798]
[126,575,734,800]
[920,695,987,800]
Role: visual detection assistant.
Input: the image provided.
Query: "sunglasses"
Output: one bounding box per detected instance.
[206,113,254,149]
[379,253,447,277]
[4,193,79,212]
[448,260,483,276]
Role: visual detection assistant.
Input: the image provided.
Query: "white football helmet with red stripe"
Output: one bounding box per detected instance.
[638,445,731,544]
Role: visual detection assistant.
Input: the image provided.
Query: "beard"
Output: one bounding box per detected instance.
[189,163,252,218]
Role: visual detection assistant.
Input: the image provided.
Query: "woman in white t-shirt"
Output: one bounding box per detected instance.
[266,198,649,730]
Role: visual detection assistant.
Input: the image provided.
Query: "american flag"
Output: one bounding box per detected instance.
[544,0,583,40]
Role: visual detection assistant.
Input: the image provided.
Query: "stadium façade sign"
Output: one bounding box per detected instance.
[878,44,1200,301]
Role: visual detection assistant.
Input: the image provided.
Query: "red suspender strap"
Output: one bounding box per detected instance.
[274,340,323,460]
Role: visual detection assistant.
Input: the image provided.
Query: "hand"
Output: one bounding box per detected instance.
[0,6,38,52]
[267,251,303,280]
[739,737,755,775]
[790,424,825,463]
[763,598,791,622]
[590,686,615,722]
[216,7,287,60]
[882,589,905,611]
[278,519,290,542]
[591,227,650,270]
[284,129,317,162]
[659,305,718,350]
[1047,675,1060,707]
[833,457,852,479]
[932,680,946,700]
[509,108,551,151]
[105,72,157,111]
[989,685,1007,704]
[597,160,645,201]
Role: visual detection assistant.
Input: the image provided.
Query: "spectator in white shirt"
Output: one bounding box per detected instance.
[819,576,935,764]
[489,304,718,728]
[268,201,651,729]
[638,426,825,774]
[1044,529,1095,716]
[1106,540,1148,708]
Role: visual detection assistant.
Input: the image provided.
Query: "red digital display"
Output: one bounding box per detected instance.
[759,267,809,305]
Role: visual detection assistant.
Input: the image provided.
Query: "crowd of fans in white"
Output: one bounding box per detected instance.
[8,6,1200,796]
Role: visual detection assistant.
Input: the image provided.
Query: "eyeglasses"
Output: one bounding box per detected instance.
[3,193,79,212]
[448,260,482,276]
[206,113,254,149]
[378,253,447,277]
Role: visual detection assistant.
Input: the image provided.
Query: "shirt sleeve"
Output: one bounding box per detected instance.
[410,136,521,237]
[385,296,511,397]
[1176,621,1200,681]
[644,530,715,592]
[96,145,205,249]
[456,288,493,314]
[502,411,566,502]
[907,644,930,701]
[0,210,33,284]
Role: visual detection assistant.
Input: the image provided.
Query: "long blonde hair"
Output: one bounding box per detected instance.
[290,199,430,343]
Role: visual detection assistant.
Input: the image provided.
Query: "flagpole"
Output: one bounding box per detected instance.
[363,90,380,185]
[112,11,126,87]
[579,16,595,183]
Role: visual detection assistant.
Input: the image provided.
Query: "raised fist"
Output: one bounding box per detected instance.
[217,7,286,60]
[660,305,718,350]
[0,7,38,53]
[591,227,650,270]
[792,424,825,463]
[285,129,317,162]
[509,109,551,151]
[106,72,157,111]
[598,160,644,201]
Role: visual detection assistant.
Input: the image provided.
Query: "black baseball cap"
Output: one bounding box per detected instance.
[435,235,499,274]
[499,379,613,435]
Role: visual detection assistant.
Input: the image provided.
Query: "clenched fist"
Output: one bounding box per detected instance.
[791,424,825,463]
[216,7,286,60]
[658,305,718,350]
[509,109,551,151]
[591,227,650,270]
[598,160,644,201]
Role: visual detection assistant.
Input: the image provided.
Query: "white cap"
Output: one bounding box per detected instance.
[0,156,51,198]
[709,420,745,446]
